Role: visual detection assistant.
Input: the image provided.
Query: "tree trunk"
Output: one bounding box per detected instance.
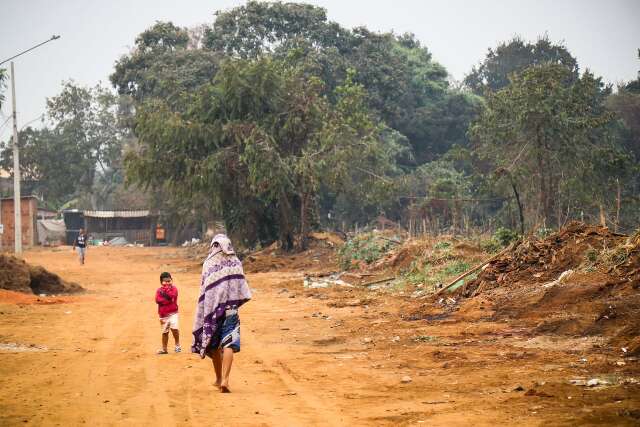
[599,203,606,227]
[510,178,525,235]
[298,191,309,251]
[278,194,294,251]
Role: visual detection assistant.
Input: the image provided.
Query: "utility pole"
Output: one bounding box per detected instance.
[0,35,60,255]
[10,62,22,254]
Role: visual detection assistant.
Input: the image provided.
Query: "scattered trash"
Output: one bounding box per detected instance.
[181,238,201,247]
[542,270,574,288]
[401,375,412,383]
[0,342,48,352]
[303,273,353,289]
[413,335,438,343]
[108,236,129,246]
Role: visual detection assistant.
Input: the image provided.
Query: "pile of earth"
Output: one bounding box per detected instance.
[465,221,634,292]
[441,222,640,355]
[243,232,343,274]
[0,254,84,295]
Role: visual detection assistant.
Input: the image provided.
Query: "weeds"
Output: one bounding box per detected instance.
[337,232,395,270]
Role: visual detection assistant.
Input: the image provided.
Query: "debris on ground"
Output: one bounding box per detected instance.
[303,273,353,289]
[181,238,201,247]
[107,236,129,246]
[0,254,83,295]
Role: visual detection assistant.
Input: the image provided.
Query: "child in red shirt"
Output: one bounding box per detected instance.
[155,272,180,354]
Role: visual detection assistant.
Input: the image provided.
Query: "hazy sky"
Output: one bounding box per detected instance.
[1,0,639,141]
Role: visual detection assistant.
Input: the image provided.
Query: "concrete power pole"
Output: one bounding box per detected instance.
[10,61,22,255]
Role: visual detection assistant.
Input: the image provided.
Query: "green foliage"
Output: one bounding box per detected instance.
[470,63,628,227]
[464,35,578,94]
[480,238,502,254]
[402,257,471,289]
[337,233,394,269]
[111,21,220,104]
[494,227,519,246]
[0,82,130,209]
[204,2,471,165]
[625,49,640,94]
[434,241,451,250]
[479,227,518,253]
[126,57,400,249]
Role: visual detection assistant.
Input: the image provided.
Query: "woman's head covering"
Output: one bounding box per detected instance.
[192,233,251,358]
[207,234,236,259]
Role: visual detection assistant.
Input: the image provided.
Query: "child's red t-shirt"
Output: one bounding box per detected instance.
[155,285,178,318]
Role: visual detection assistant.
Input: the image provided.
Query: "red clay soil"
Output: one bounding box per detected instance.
[426,222,640,356]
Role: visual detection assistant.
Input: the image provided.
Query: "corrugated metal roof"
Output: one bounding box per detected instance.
[83,210,151,218]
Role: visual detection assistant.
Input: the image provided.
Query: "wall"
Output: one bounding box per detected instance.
[0,197,38,250]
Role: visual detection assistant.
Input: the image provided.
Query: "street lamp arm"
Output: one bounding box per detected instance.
[0,35,61,66]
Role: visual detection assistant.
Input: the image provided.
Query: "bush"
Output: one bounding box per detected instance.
[337,232,394,270]
[494,227,519,246]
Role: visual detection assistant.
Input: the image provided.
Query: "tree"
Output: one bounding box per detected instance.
[204,1,351,58]
[464,35,579,95]
[203,2,469,166]
[125,58,401,249]
[0,127,83,204]
[111,21,220,105]
[470,64,623,228]
[625,49,640,94]
[1,82,129,209]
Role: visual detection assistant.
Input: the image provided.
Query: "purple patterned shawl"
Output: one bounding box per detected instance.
[191,234,252,358]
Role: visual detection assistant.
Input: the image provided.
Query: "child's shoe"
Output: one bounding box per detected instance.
[175,345,182,353]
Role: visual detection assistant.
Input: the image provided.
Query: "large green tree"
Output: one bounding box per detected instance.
[470,64,629,228]
[126,58,401,249]
[203,2,470,165]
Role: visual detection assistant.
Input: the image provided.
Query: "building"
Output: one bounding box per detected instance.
[64,209,158,246]
[0,195,39,250]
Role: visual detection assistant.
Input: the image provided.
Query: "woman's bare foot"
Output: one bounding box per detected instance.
[214,381,221,389]
[220,384,231,393]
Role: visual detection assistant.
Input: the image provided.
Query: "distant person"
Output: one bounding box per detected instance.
[72,228,88,265]
[155,272,181,354]
[192,234,252,393]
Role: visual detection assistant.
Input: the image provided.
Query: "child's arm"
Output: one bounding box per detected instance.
[155,289,171,305]
[166,285,178,302]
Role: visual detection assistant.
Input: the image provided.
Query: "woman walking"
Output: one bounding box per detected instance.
[192,234,252,393]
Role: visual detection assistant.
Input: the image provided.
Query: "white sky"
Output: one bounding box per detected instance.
[1,0,639,141]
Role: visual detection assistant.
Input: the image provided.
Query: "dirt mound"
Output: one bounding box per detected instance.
[243,234,340,274]
[0,254,83,295]
[465,222,631,292]
[443,222,640,351]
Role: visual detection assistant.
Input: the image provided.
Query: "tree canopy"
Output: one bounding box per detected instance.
[464,36,579,94]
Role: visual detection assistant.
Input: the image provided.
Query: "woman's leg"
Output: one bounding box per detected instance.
[220,347,234,392]
[212,349,223,387]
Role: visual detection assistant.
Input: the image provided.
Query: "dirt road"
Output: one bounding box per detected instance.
[1,246,638,426]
